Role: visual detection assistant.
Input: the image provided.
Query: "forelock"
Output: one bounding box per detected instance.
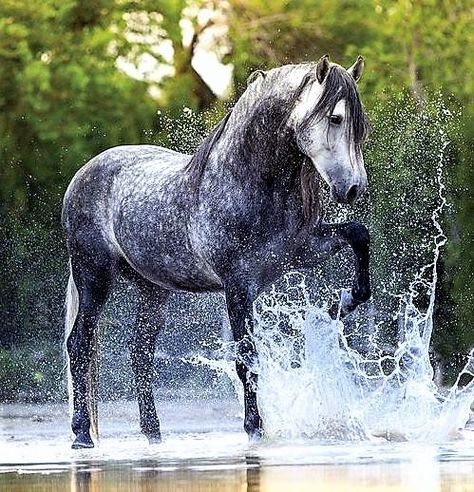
[294,64,369,145]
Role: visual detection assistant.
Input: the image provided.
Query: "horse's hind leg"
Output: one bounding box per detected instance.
[128,280,169,444]
[66,248,114,449]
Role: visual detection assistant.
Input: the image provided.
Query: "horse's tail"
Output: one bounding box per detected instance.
[64,261,99,440]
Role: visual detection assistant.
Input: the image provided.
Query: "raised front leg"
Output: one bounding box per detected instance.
[224,281,263,440]
[318,221,371,318]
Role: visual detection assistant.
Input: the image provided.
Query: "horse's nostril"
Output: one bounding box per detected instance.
[346,184,358,203]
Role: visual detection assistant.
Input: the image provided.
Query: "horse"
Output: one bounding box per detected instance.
[62,54,371,449]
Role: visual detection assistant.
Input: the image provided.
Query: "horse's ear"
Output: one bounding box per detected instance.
[347,55,365,83]
[246,70,266,87]
[316,54,330,84]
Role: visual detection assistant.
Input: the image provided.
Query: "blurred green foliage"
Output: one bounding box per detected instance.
[0,0,472,400]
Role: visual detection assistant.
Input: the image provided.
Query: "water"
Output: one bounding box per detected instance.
[250,274,474,442]
[2,463,474,492]
[1,401,474,490]
[2,101,474,489]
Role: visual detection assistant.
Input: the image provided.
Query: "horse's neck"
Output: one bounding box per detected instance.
[209,98,303,196]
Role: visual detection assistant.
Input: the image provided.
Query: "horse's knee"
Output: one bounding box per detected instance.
[129,331,155,375]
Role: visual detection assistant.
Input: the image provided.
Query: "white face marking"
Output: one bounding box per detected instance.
[290,74,367,204]
[331,99,346,120]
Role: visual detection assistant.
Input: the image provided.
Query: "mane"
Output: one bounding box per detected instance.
[185,111,232,190]
[185,63,368,225]
[300,156,322,225]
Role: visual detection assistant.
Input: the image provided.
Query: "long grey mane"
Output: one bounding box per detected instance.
[184,111,232,189]
[185,63,368,223]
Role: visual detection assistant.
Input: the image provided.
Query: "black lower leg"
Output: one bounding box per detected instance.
[129,329,161,442]
[67,252,112,449]
[343,222,371,303]
[320,221,371,316]
[236,359,263,439]
[225,282,263,439]
[68,311,100,449]
[129,285,167,443]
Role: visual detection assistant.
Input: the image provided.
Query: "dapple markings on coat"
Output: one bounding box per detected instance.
[63,55,371,448]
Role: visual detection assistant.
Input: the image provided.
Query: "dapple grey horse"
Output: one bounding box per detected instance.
[62,55,371,448]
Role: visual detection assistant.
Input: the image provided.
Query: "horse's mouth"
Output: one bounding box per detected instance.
[331,184,361,205]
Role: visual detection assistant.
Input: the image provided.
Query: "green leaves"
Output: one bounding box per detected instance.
[0,0,472,395]
[0,0,157,222]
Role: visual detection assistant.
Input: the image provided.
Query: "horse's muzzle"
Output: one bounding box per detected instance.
[332,183,363,204]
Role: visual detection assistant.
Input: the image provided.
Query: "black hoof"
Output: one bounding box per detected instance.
[147,434,162,445]
[71,432,94,449]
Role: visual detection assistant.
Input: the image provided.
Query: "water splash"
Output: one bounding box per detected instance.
[251,272,473,442]
[191,100,474,442]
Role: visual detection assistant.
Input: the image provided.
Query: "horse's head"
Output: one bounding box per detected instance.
[288,55,369,204]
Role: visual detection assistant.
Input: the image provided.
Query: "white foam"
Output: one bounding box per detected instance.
[250,272,474,442]
[192,100,474,443]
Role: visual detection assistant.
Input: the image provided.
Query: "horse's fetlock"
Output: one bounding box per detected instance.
[244,413,263,435]
[71,412,90,435]
[141,419,161,438]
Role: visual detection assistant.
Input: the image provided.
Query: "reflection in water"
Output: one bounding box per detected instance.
[246,455,261,492]
[2,458,474,492]
[71,464,97,492]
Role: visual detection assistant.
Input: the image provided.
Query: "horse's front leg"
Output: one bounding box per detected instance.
[224,280,263,440]
[318,221,371,318]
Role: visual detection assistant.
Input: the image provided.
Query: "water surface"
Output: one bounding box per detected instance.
[1,400,474,491]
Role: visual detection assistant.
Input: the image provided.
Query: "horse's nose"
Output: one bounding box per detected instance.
[346,184,359,204]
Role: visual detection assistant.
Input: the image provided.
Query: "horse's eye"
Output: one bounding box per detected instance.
[329,114,343,125]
